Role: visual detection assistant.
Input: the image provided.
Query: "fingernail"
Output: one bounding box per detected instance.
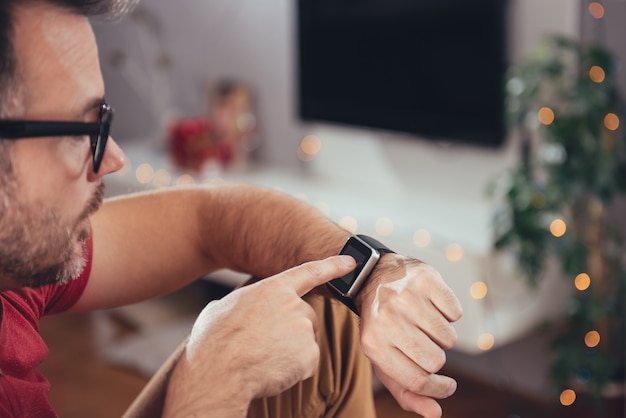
[447,380,458,397]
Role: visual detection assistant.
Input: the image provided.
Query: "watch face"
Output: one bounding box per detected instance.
[329,236,379,296]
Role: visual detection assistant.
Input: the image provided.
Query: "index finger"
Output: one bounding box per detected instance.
[273,255,356,297]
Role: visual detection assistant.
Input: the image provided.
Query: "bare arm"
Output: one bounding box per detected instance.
[71,183,349,312]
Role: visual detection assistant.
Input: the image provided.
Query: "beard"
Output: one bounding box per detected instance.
[0,181,105,289]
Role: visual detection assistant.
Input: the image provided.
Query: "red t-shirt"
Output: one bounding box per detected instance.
[0,237,92,417]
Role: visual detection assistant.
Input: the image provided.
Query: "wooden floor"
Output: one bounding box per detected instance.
[38,283,623,418]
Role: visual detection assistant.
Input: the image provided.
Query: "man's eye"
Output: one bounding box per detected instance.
[67,135,89,145]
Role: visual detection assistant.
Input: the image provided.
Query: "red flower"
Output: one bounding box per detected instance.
[167,117,235,171]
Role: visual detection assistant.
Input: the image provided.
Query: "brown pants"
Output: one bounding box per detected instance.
[123,295,376,418]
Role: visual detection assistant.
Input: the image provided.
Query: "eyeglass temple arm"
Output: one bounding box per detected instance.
[0,121,100,139]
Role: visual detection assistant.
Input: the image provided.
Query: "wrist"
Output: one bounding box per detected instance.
[326,235,395,315]
[353,252,397,313]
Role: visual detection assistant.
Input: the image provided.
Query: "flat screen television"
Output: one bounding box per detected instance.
[297,0,509,147]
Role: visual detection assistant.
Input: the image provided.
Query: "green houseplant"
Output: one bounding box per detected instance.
[492,35,626,404]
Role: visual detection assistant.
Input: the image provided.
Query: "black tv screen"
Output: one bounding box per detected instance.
[297,0,509,147]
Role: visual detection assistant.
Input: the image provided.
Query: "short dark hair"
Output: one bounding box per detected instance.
[0,0,138,117]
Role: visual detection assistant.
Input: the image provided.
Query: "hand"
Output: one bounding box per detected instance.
[356,257,463,418]
[164,255,357,417]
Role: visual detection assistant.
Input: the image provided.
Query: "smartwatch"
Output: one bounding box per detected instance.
[327,235,394,314]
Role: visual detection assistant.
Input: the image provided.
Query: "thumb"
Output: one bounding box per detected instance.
[276,255,356,297]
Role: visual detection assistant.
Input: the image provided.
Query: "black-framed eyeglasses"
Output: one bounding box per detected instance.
[0,102,113,173]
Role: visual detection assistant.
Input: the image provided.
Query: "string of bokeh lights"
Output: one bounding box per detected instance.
[536,1,614,408]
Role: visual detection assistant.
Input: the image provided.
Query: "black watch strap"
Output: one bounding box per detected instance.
[355,234,395,255]
[327,235,395,316]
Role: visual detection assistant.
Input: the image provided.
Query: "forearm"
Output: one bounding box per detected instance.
[196,183,350,277]
[80,183,349,311]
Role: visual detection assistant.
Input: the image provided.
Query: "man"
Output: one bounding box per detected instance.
[0,1,463,417]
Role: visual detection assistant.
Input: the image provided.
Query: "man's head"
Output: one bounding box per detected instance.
[0,0,136,290]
